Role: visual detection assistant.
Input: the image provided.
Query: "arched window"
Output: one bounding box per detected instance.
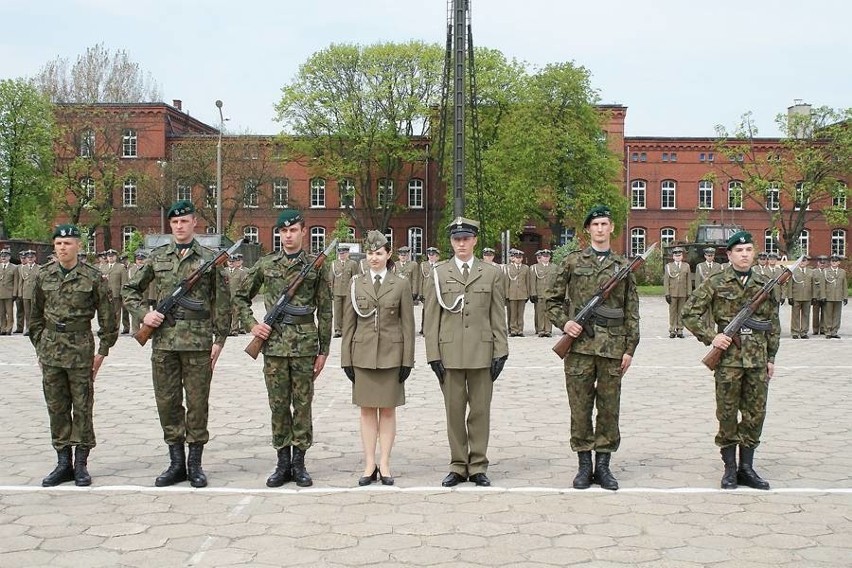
[766,182,780,211]
[176,181,191,202]
[378,179,395,208]
[698,180,713,209]
[310,178,326,208]
[123,178,137,207]
[764,229,779,255]
[338,178,355,208]
[660,227,676,246]
[661,180,676,209]
[727,181,743,210]
[122,128,137,158]
[832,181,847,210]
[273,178,289,208]
[383,227,394,250]
[122,226,136,249]
[798,229,810,257]
[631,180,646,209]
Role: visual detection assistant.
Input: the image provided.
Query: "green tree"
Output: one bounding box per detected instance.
[0,78,56,239]
[715,107,852,255]
[275,41,444,234]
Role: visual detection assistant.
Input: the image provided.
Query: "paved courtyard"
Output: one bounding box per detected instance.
[1,297,850,567]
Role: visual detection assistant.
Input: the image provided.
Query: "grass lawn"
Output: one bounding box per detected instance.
[638,285,664,296]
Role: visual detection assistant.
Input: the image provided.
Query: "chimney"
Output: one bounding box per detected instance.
[787,100,812,139]
[172,99,182,111]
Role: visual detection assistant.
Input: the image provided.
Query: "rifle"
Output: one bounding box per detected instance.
[701,255,804,371]
[135,239,245,346]
[245,239,338,360]
[552,243,657,360]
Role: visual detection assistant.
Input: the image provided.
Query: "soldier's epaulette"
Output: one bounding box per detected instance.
[434,259,451,268]
[151,244,170,255]
[78,262,103,279]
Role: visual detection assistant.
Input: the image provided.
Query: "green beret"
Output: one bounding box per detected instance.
[364,230,389,252]
[726,230,753,250]
[52,224,81,239]
[583,204,612,228]
[167,200,195,218]
[274,209,304,229]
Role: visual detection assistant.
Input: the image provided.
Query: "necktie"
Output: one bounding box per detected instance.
[462,263,469,282]
[374,274,381,294]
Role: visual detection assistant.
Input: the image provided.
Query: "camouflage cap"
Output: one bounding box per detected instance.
[274,209,304,229]
[364,230,389,252]
[725,230,753,250]
[52,224,81,239]
[583,204,612,228]
[167,199,195,218]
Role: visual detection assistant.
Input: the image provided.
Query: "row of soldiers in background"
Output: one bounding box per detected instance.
[665,246,848,339]
[0,249,40,335]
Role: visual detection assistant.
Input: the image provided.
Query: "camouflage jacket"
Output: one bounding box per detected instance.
[544,247,641,359]
[122,239,230,351]
[682,265,781,368]
[30,261,118,367]
[234,249,332,357]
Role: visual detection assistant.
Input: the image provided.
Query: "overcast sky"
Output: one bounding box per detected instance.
[1,0,849,138]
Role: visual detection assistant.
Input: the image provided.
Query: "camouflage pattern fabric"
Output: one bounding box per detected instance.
[714,366,768,448]
[264,355,315,450]
[151,350,212,444]
[42,365,95,449]
[563,353,623,452]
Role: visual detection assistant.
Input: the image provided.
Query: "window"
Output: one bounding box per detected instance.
[794,181,810,210]
[123,178,137,207]
[662,153,669,162]
[699,153,706,162]
[384,227,394,250]
[310,178,326,208]
[639,152,647,162]
[698,180,714,209]
[408,178,424,209]
[378,178,394,208]
[631,180,646,209]
[766,182,780,211]
[660,227,676,246]
[122,129,137,158]
[798,229,810,257]
[243,226,259,244]
[272,230,282,252]
[729,153,744,163]
[206,183,217,208]
[273,178,289,209]
[122,226,136,249]
[832,181,847,210]
[670,152,677,162]
[831,229,846,257]
[630,228,647,257]
[559,228,575,245]
[408,227,423,255]
[630,152,639,162]
[661,180,676,209]
[205,226,217,234]
[707,152,714,162]
[339,178,355,209]
[243,179,259,208]
[80,177,95,201]
[80,129,95,157]
[176,181,191,202]
[764,229,779,255]
[310,226,326,253]
[727,181,743,210]
[82,228,95,253]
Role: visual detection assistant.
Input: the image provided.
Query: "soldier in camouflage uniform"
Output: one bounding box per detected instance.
[545,205,640,491]
[30,224,117,486]
[123,200,230,488]
[682,231,780,490]
[233,209,333,487]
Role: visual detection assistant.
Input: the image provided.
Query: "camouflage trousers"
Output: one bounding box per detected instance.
[263,355,315,451]
[714,365,769,449]
[563,353,623,453]
[151,350,212,445]
[41,364,95,450]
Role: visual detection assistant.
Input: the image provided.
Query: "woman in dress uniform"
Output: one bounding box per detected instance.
[341,231,415,486]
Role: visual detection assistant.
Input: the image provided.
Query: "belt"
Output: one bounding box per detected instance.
[592,316,624,328]
[172,310,210,321]
[280,314,315,325]
[48,319,90,332]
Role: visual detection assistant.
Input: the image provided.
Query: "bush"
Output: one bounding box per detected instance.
[634,246,663,286]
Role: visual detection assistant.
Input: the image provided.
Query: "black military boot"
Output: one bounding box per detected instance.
[187,443,208,488]
[572,451,593,489]
[266,446,292,487]
[737,446,770,490]
[720,446,737,489]
[155,444,187,487]
[74,446,92,487]
[593,452,619,491]
[42,447,74,487]
[291,447,313,487]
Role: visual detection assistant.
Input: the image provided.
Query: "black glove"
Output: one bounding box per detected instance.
[343,366,355,383]
[820,299,826,305]
[11,296,18,302]
[665,295,671,305]
[417,295,425,302]
[429,361,445,385]
[786,298,793,306]
[490,355,508,382]
[529,296,538,304]
[811,299,819,306]
[844,299,848,306]
[412,294,419,302]
[399,366,412,383]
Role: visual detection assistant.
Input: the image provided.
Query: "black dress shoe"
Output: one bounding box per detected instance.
[469,472,491,487]
[801,334,809,339]
[379,470,395,486]
[669,332,676,338]
[333,332,343,338]
[441,472,466,487]
[358,466,378,486]
[791,335,799,339]
[676,332,685,338]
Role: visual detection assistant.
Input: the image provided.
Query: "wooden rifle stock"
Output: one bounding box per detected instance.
[552,333,575,360]
[244,334,265,360]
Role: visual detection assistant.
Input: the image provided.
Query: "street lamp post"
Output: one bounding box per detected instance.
[215,99,225,235]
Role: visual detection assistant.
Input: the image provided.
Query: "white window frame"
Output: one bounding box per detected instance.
[122,226,136,249]
[408,178,424,209]
[339,178,355,209]
[243,179,259,208]
[123,178,137,208]
[80,129,95,157]
[378,178,394,208]
[798,229,810,257]
[727,181,743,210]
[794,181,811,211]
[831,229,846,257]
[698,180,714,209]
[766,182,780,211]
[661,180,676,209]
[310,178,326,208]
[176,181,191,202]
[383,227,394,251]
[764,229,779,255]
[243,226,259,243]
[272,230,282,252]
[310,226,326,253]
[630,228,646,257]
[631,180,646,209]
[273,178,289,209]
[660,227,676,246]
[206,183,217,208]
[122,128,137,158]
[408,226,423,255]
[832,182,847,210]
[80,177,95,201]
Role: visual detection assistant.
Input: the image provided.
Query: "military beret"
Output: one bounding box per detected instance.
[725,230,753,250]
[167,199,196,218]
[364,230,389,252]
[482,247,496,255]
[274,209,304,229]
[703,247,715,255]
[397,246,411,253]
[426,247,440,254]
[583,204,612,228]
[671,247,684,254]
[52,224,81,239]
[447,216,480,238]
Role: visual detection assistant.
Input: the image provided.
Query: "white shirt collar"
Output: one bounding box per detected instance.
[454,257,473,272]
[369,268,388,283]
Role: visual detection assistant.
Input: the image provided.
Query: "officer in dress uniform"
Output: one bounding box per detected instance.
[811,255,828,335]
[227,253,248,335]
[31,224,117,486]
[418,247,441,334]
[683,231,780,490]
[530,249,555,337]
[785,255,816,338]
[392,245,421,305]
[663,247,691,338]
[482,247,497,265]
[424,218,508,487]
[342,231,415,486]
[822,254,847,338]
[233,209,333,487]
[123,200,231,488]
[13,251,26,333]
[505,249,531,336]
[101,249,129,334]
[329,245,361,338]
[545,205,640,491]
[126,251,152,334]
[694,247,723,330]
[0,249,18,335]
[17,250,40,335]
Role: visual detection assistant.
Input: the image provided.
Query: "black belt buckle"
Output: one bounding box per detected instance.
[55,322,66,332]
